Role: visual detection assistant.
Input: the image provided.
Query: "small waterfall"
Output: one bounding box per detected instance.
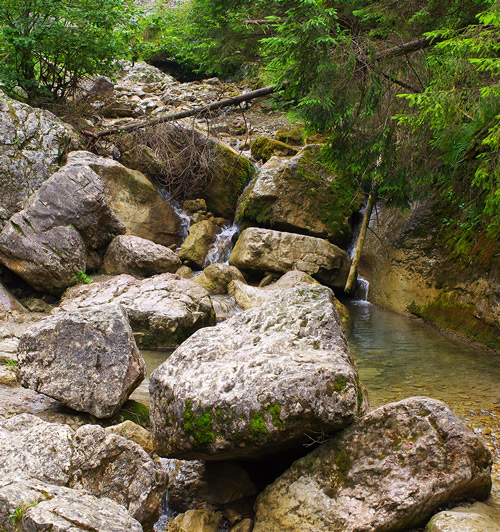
[354,276,370,303]
[204,222,240,267]
[158,189,190,241]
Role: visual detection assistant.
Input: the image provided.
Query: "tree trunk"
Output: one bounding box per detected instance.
[344,191,376,294]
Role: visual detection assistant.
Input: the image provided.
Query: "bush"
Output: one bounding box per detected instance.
[0,0,137,102]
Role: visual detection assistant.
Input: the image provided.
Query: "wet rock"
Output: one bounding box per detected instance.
[104,235,181,276]
[0,163,125,295]
[254,396,492,532]
[250,136,298,162]
[0,91,79,227]
[229,227,351,290]
[425,501,500,531]
[66,151,183,247]
[150,285,365,460]
[60,273,215,348]
[0,479,142,532]
[195,263,246,294]
[106,420,154,454]
[228,271,319,310]
[163,459,257,513]
[165,509,222,532]
[18,303,145,418]
[0,414,166,527]
[183,198,207,215]
[236,145,361,245]
[179,219,219,269]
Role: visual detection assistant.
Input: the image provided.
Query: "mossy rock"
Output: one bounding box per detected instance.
[179,219,218,269]
[115,400,150,427]
[250,136,298,162]
[275,125,307,146]
[236,145,362,247]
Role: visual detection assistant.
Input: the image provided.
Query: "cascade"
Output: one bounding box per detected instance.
[158,189,190,241]
[347,201,371,303]
[203,222,240,266]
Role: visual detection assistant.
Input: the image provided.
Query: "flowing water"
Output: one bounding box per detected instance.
[204,222,240,266]
[347,300,500,497]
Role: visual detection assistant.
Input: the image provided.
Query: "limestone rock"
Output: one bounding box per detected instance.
[150,285,366,460]
[425,501,500,532]
[229,227,351,290]
[228,271,319,310]
[0,414,166,527]
[0,280,25,314]
[60,273,215,348]
[0,91,79,227]
[250,136,298,162]
[0,164,125,295]
[18,303,145,418]
[66,151,184,247]
[194,263,245,294]
[106,420,154,454]
[179,219,221,269]
[236,145,362,245]
[104,235,181,276]
[254,396,492,532]
[0,366,18,386]
[0,479,142,532]
[165,509,222,532]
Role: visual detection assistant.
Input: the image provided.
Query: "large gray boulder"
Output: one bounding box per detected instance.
[66,151,185,247]
[18,304,145,418]
[150,285,366,460]
[236,145,362,246]
[0,479,142,532]
[229,227,351,289]
[0,91,78,227]
[0,414,167,528]
[253,397,492,532]
[104,234,181,276]
[0,164,125,294]
[60,273,215,348]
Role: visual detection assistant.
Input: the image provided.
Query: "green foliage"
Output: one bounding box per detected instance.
[0,0,137,101]
[5,359,18,367]
[75,270,92,284]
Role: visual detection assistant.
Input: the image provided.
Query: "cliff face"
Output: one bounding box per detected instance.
[359,199,500,352]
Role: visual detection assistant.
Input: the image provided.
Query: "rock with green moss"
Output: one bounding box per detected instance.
[179,219,218,269]
[250,136,298,162]
[0,91,80,228]
[275,125,307,146]
[194,263,246,294]
[236,145,362,246]
[60,273,216,348]
[229,227,351,290]
[66,151,184,248]
[254,396,492,532]
[150,285,366,460]
[200,138,256,219]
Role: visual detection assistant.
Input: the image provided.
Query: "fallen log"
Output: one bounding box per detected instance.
[83,83,284,139]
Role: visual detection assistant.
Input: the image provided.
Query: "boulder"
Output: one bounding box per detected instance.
[106,420,154,454]
[0,414,167,527]
[104,235,181,276]
[179,219,218,269]
[0,91,79,227]
[194,263,246,294]
[0,479,142,532]
[165,509,222,532]
[60,273,215,348]
[250,136,298,162]
[236,145,362,246]
[18,303,145,418]
[0,280,25,314]
[0,164,125,295]
[150,285,366,460]
[274,124,306,145]
[229,227,351,290]
[0,366,18,386]
[425,501,500,532]
[66,151,184,247]
[228,271,319,310]
[253,397,492,532]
